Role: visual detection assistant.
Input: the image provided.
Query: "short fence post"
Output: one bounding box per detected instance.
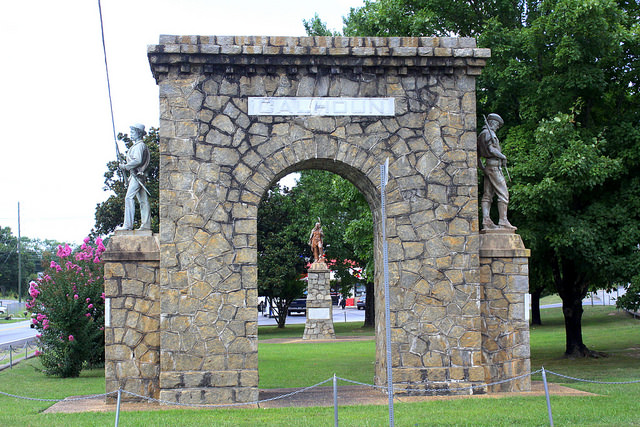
[25,343,28,359]
[9,345,12,368]
[333,374,339,427]
[541,367,554,426]
[115,388,122,427]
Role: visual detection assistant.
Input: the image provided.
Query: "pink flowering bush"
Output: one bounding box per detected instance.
[27,237,106,377]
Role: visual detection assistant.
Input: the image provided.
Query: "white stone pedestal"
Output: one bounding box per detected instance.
[303,262,335,340]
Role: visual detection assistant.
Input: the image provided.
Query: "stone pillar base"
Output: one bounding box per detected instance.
[480,229,531,392]
[303,263,335,340]
[103,230,161,403]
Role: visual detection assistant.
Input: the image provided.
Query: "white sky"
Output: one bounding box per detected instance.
[0,0,362,244]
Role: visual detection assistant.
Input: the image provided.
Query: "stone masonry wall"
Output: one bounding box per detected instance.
[149,35,491,403]
[479,232,531,392]
[103,232,161,401]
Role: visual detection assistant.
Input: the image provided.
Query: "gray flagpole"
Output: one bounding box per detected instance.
[380,158,394,426]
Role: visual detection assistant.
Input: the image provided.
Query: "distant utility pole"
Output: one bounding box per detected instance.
[17,202,21,303]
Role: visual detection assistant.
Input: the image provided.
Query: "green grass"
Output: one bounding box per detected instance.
[539,293,562,305]
[260,340,375,388]
[258,321,374,340]
[0,307,639,426]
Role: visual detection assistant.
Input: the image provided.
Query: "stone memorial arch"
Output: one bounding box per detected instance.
[103,35,531,405]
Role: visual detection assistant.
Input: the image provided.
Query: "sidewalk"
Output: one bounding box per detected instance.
[44,381,593,414]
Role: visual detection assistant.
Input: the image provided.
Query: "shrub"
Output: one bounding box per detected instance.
[27,237,106,377]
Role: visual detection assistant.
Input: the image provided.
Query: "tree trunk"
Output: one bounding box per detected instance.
[363,281,374,327]
[531,287,542,325]
[562,296,589,356]
[553,258,592,357]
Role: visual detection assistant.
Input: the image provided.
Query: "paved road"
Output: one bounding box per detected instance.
[0,320,37,350]
[258,306,365,326]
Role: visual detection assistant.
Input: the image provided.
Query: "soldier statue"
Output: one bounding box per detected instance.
[120,123,151,230]
[477,113,515,230]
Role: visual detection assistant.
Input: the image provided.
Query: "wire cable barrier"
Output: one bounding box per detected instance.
[1,367,640,427]
[0,341,39,368]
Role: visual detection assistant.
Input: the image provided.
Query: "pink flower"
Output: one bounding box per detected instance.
[88,303,94,309]
[34,350,41,357]
[36,333,42,338]
[74,294,79,300]
[50,260,58,269]
[68,335,74,341]
[101,293,106,300]
[56,244,72,258]
[93,256,100,264]
[43,324,49,330]
[85,313,91,317]
[86,298,91,302]
[83,236,90,244]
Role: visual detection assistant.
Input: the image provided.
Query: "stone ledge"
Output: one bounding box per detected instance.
[153,35,477,50]
[148,35,488,81]
[103,232,160,262]
[479,231,531,258]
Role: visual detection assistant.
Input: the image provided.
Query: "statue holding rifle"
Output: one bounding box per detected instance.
[477,113,516,230]
[119,123,151,230]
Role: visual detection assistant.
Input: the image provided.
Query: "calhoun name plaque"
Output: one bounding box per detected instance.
[248,97,395,116]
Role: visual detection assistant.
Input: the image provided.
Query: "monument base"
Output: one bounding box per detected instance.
[103,231,160,402]
[479,229,531,392]
[303,262,335,340]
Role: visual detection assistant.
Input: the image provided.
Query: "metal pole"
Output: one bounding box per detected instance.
[380,160,395,427]
[9,345,13,368]
[541,367,554,426]
[17,202,22,303]
[115,388,122,427]
[333,374,339,427]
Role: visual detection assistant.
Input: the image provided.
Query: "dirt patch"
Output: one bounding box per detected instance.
[260,335,374,344]
[43,382,595,414]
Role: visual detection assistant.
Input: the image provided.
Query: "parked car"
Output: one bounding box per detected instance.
[0,305,6,315]
[287,298,307,315]
[357,295,366,310]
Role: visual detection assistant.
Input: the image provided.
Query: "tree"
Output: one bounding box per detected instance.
[326,0,640,356]
[303,13,340,36]
[93,127,159,236]
[0,227,56,299]
[616,278,640,314]
[341,0,524,37]
[480,0,640,356]
[258,185,308,328]
[27,238,106,377]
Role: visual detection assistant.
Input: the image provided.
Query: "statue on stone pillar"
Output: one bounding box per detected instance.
[119,123,151,230]
[308,219,325,263]
[477,113,516,230]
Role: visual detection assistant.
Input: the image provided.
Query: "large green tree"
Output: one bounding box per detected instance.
[318,0,640,356]
[93,127,159,236]
[258,184,308,328]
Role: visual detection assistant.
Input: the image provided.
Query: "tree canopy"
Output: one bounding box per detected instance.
[0,226,58,299]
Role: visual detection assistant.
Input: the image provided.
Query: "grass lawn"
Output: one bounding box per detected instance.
[0,307,638,426]
[539,293,562,305]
